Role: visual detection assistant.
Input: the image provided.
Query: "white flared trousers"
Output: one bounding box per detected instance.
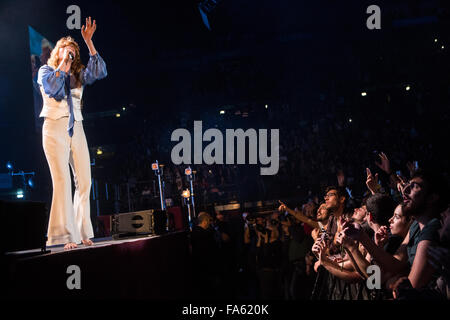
[42,117,93,246]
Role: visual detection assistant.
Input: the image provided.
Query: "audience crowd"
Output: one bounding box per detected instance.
[189,152,450,300]
[87,58,450,300]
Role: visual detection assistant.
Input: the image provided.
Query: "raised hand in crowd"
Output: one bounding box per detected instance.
[278,200,319,229]
[336,230,358,251]
[366,167,380,195]
[406,161,419,178]
[396,174,408,193]
[278,200,288,213]
[341,217,364,242]
[375,152,391,175]
[337,169,345,187]
[312,237,323,259]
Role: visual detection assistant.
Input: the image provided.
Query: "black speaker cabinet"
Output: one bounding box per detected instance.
[111,209,167,239]
[0,200,48,253]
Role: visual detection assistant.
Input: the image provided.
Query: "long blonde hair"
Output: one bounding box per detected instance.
[47,36,84,87]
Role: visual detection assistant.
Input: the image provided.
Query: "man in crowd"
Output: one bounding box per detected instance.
[190,211,220,299]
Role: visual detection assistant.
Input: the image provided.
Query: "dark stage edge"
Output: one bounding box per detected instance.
[3,231,192,299]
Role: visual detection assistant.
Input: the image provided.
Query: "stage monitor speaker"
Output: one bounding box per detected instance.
[111,209,168,239]
[0,200,47,253]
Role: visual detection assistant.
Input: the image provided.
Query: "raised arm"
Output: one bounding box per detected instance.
[344,220,409,275]
[337,231,370,278]
[81,17,107,85]
[278,201,319,229]
[81,16,97,56]
[316,239,363,282]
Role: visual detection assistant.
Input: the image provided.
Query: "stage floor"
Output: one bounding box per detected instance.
[4,231,192,299]
[5,234,162,257]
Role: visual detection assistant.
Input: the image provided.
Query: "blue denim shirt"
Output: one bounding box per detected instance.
[37,53,107,136]
[38,52,107,100]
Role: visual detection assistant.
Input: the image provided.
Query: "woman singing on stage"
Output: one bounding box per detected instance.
[37,17,107,250]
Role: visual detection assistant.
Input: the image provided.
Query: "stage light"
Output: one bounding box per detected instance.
[6,161,13,171]
[96,148,103,155]
[151,163,159,171]
[182,189,191,199]
[198,0,222,31]
[442,45,445,50]
[16,189,24,199]
[434,38,438,43]
[361,92,367,97]
[349,118,353,123]
[265,104,268,109]
[27,177,34,188]
[220,110,225,114]
[405,85,410,91]
[185,167,192,176]
[115,113,121,118]
[122,107,126,111]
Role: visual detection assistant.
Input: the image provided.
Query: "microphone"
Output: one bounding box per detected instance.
[68,52,74,61]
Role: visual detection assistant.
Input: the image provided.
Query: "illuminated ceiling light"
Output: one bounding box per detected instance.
[220,110,225,114]
[115,113,121,118]
[97,149,103,155]
[442,45,445,49]
[349,118,353,123]
[434,38,438,43]
[405,85,411,91]
[122,107,126,111]
[361,92,367,97]
[265,104,268,109]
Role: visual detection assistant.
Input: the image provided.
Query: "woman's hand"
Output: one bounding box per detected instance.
[337,230,358,251]
[57,48,72,73]
[374,225,389,247]
[341,218,363,242]
[81,16,96,43]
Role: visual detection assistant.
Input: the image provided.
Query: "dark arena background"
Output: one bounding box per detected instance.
[0,0,450,311]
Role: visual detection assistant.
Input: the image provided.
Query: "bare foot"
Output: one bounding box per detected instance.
[64,242,78,250]
[82,239,93,246]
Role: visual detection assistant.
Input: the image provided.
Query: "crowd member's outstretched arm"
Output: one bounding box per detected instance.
[337,230,371,279]
[278,201,319,229]
[343,220,409,275]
